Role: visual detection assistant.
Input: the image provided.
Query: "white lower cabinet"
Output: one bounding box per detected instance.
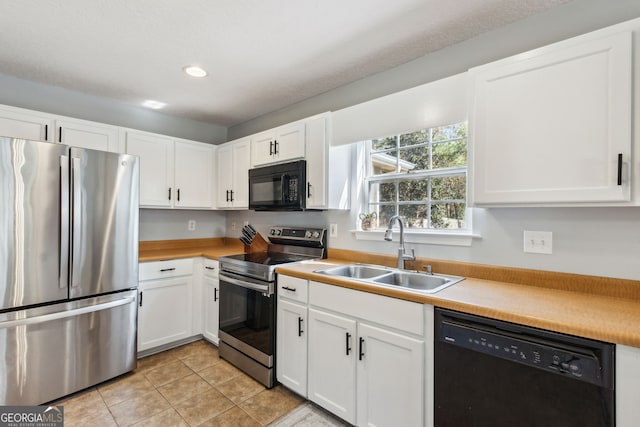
[277,299,309,395]
[307,280,425,427]
[202,259,220,344]
[308,308,357,423]
[138,259,193,352]
[276,275,310,396]
[617,344,640,427]
[357,322,424,427]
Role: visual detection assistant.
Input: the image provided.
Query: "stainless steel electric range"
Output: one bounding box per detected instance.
[217,226,327,388]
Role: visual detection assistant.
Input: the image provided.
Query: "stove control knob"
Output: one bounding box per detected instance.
[312,231,320,238]
[270,229,276,235]
[305,230,312,238]
[275,229,282,236]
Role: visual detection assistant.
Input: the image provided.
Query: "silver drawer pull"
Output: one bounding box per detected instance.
[160,267,176,272]
[205,266,216,270]
[282,286,296,292]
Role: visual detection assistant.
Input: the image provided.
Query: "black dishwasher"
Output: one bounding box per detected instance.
[434,308,615,427]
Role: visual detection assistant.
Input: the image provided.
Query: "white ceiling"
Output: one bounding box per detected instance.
[0,0,571,127]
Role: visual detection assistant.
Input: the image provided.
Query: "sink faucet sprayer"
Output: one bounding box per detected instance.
[384,215,416,269]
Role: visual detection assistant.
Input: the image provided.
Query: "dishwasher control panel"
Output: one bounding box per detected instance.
[437,310,614,389]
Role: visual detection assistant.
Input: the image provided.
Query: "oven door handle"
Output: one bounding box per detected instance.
[219,273,272,294]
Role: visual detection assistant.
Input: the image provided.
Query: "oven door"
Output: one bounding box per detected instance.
[218,271,275,366]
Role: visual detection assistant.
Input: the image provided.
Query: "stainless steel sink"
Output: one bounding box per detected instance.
[372,271,463,293]
[314,264,392,279]
[314,263,464,294]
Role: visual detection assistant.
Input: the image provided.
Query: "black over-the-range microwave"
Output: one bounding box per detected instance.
[248,160,306,211]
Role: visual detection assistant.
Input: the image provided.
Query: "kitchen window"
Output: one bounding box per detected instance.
[364,121,468,233]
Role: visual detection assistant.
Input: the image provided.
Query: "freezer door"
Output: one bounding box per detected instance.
[0,290,137,405]
[69,148,139,298]
[0,137,69,310]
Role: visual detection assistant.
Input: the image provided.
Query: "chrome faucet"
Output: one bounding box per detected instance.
[383,215,415,269]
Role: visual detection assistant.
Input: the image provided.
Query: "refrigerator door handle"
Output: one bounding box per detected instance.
[70,156,82,288]
[0,295,135,329]
[59,155,70,289]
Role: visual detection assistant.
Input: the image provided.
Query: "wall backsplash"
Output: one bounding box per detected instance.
[139,209,227,241]
[225,207,640,282]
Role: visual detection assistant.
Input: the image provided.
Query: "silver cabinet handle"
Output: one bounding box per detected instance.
[281,286,296,292]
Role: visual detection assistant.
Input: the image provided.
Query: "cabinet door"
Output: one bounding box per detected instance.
[274,122,305,162]
[202,275,219,344]
[0,106,52,141]
[305,116,328,209]
[124,131,174,207]
[56,118,119,152]
[138,276,192,352]
[216,143,234,208]
[470,31,632,205]
[277,299,308,397]
[231,139,251,208]
[174,140,214,208]
[356,322,424,427]
[308,308,357,424]
[251,131,276,167]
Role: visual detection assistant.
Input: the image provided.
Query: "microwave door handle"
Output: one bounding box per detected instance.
[280,174,288,203]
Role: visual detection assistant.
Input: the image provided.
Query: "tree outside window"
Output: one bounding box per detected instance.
[366,122,467,230]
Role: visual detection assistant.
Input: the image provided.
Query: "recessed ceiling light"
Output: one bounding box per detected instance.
[142,100,167,109]
[183,65,208,78]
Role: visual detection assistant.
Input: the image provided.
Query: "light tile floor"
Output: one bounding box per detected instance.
[57,340,306,426]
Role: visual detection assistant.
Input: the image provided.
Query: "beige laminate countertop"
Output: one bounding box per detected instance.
[276,258,640,348]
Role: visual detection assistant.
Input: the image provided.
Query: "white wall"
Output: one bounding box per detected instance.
[0,73,227,144]
[140,209,227,241]
[228,0,640,140]
[226,0,640,282]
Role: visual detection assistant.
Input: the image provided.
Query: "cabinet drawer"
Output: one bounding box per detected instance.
[278,275,308,304]
[139,258,193,281]
[203,259,219,278]
[309,281,424,336]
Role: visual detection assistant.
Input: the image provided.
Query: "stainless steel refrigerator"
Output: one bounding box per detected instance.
[0,136,139,405]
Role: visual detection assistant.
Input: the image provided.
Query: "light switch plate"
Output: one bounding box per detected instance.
[330,223,338,238]
[523,230,552,254]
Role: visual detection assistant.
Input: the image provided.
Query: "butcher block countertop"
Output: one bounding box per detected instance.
[277,249,640,348]
[139,238,244,262]
[138,239,640,348]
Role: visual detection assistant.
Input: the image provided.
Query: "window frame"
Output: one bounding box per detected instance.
[358,122,474,244]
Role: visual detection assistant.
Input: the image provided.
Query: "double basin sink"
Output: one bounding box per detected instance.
[314,263,464,294]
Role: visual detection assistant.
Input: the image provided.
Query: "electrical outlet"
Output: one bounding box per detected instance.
[244,221,249,227]
[188,220,196,231]
[329,223,338,238]
[231,222,236,232]
[523,230,552,254]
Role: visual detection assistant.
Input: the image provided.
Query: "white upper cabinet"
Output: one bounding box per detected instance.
[124,131,174,207]
[305,113,351,210]
[469,30,632,206]
[55,117,119,152]
[251,122,305,167]
[0,104,119,152]
[174,139,214,208]
[0,105,53,141]
[124,129,215,209]
[217,138,250,209]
